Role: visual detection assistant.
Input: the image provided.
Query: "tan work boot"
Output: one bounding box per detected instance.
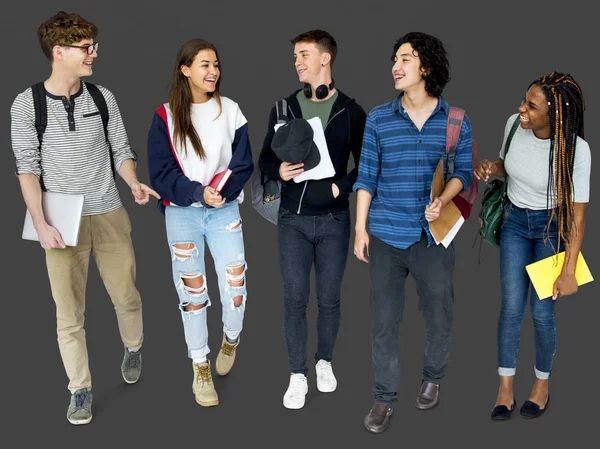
[192,360,219,406]
[215,334,240,376]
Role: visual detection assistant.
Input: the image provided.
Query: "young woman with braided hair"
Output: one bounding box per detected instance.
[474,72,591,420]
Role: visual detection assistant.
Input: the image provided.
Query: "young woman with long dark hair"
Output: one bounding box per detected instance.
[147,39,253,407]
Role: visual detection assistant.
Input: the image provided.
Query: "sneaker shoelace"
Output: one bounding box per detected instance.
[73,391,90,410]
[288,376,306,397]
[316,361,332,377]
[126,351,141,369]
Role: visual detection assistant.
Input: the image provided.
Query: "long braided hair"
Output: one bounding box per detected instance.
[530,72,585,249]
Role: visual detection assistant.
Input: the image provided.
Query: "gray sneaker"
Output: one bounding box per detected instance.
[67,388,93,425]
[121,347,142,384]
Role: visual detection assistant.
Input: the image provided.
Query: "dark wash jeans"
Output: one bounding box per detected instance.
[277,207,351,375]
[369,231,455,408]
[498,202,560,379]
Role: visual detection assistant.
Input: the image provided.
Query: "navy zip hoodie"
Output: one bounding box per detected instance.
[259,89,366,215]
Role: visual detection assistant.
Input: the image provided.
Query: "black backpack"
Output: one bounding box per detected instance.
[251,98,287,225]
[31,81,113,190]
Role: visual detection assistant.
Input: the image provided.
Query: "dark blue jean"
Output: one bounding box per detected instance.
[369,232,455,408]
[277,207,351,375]
[498,202,560,379]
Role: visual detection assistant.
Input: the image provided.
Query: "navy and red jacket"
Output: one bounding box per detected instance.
[147,103,253,214]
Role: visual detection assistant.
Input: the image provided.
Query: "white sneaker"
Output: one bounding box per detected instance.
[283,373,308,409]
[316,360,337,392]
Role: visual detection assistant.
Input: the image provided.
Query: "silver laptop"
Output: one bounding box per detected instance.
[22,191,85,247]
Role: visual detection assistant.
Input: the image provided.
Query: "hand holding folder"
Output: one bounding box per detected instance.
[428,157,464,247]
[525,252,594,300]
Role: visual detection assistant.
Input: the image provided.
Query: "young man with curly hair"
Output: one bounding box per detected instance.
[10,11,158,425]
[353,32,473,433]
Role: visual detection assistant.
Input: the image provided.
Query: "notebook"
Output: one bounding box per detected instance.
[209,169,232,193]
[526,251,594,300]
[22,191,85,247]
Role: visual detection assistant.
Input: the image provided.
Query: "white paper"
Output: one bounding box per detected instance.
[431,215,465,248]
[274,117,336,182]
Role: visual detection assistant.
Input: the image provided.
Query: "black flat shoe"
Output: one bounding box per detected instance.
[491,398,517,421]
[520,396,550,419]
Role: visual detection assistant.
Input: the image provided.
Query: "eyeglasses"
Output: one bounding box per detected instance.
[62,42,99,55]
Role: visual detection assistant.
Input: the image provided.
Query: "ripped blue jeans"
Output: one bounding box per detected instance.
[165,202,247,361]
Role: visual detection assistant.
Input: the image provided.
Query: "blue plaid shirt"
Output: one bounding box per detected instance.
[353,94,473,250]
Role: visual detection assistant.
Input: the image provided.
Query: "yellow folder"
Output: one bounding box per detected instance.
[525,252,593,300]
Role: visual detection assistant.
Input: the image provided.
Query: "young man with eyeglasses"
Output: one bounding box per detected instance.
[10,11,159,425]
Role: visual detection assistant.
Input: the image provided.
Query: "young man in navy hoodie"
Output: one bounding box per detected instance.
[259,29,366,410]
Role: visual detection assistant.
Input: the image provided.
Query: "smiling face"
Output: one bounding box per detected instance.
[293,41,327,85]
[518,84,551,138]
[55,38,97,78]
[181,49,220,99]
[391,43,426,93]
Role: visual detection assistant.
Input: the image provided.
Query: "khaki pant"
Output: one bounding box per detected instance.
[45,207,143,393]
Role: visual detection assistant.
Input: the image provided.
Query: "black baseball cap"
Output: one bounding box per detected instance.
[272,119,321,171]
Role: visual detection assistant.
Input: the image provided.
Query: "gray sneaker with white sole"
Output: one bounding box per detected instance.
[121,347,142,384]
[67,388,93,425]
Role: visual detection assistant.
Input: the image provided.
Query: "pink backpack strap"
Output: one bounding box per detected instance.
[445,106,465,182]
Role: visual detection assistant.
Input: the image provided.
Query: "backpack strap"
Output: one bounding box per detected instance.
[504,117,520,159]
[271,98,288,181]
[85,82,109,142]
[32,82,47,149]
[445,106,465,182]
[31,82,48,191]
[275,98,288,124]
[85,82,115,178]
[501,117,521,197]
[262,98,289,186]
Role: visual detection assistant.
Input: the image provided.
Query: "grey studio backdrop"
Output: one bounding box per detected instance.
[1,0,597,447]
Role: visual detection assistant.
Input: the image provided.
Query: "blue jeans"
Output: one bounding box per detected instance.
[498,202,560,379]
[277,207,351,375]
[165,202,247,361]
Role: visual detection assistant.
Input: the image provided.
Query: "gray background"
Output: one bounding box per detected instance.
[1,0,597,446]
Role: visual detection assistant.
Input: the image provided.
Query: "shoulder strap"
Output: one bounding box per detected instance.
[504,117,520,158]
[32,82,47,148]
[85,82,115,178]
[501,117,521,195]
[85,82,109,143]
[445,106,466,181]
[263,99,289,186]
[276,99,288,124]
[31,82,48,191]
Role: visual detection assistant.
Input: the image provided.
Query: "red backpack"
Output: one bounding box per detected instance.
[445,106,477,219]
